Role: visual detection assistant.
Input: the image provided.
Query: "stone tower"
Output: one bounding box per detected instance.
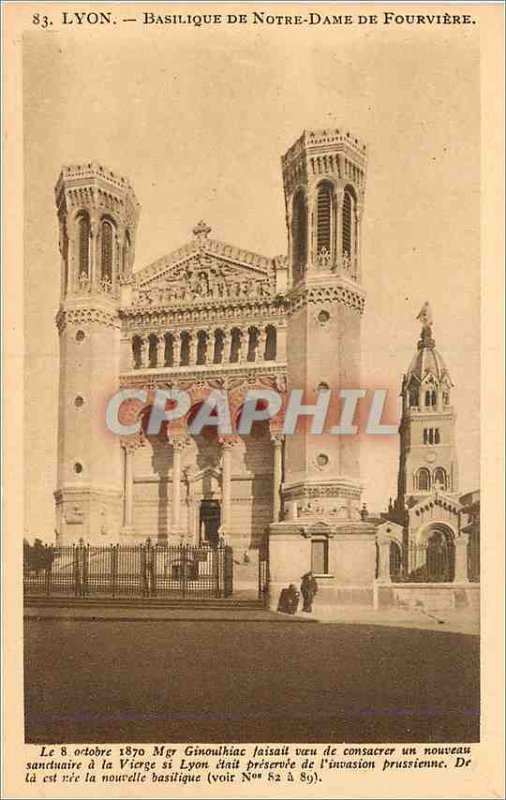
[396,302,458,507]
[54,163,139,542]
[269,129,377,606]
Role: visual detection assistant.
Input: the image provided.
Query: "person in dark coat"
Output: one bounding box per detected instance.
[300,571,318,612]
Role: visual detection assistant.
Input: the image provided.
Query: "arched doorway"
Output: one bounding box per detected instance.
[199,499,221,547]
[425,527,455,582]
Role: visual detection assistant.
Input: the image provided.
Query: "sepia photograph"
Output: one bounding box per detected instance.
[2,6,503,796]
[18,3,485,748]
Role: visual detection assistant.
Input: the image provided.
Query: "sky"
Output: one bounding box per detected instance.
[23,19,480,537]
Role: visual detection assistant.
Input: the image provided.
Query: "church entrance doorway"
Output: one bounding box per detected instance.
[199,499,221,547]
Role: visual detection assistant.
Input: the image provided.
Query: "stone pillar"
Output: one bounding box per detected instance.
[90,216,100,286]
[219,437,236,536]
[306,188,314,269]
[189,332,197,365]
[376,536,392,583]
[222,328,231,363]
[139,337,148,369]
[184,466,197,544]
[202,331,209,364]
[121,437,144,536]
[173,331,181,367]
[271,434,284,523]
[239,329,248,363]
[131,337,137,370]
[156,334,165,368]
[123,445,134,529]
[257,327,267,363]
[169,436,188,538]
[454,534,469,582]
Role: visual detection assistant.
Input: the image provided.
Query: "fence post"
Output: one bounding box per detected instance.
[110,544,118,597]
[73,543,79,596]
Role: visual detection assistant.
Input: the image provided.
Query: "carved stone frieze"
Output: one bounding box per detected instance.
[287,283,365,316]
[56,306,121,333]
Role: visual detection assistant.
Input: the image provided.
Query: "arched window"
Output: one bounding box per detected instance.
[442,390,450,405]
[180,332,190,366]
[76,213,90,277]
[213,330,224,364]
[342,187,355,258]
[389,542,402,581]
[101,220,114,282]
[196,331,208,365]
[230,329,241,363]
[409,388,419,407]
[417,468,431,492]
[433,467,447,490]
[122,229,130,277]
[435,428,440,444]
[316,182,332,256]
[148,334,157,369]
[265,326,277,361]
[431,390,437,406]
[425,390,431,406]
[132,336,142,370]
[423,429,428,445]
[164,333,174,367]
[247,328,259,362]
[292,190,307,280]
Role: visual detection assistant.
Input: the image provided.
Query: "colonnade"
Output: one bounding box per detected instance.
[121,432,285,538]
[131,324,278,370]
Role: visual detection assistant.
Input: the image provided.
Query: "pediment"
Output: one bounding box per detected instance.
[132,232,276,307]
[408,491,462,516]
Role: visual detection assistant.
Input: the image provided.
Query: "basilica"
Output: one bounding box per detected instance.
[53,128,479,606]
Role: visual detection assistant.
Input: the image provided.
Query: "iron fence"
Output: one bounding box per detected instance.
[258,537,269,606]
[388,538,480,583]
[24,539,233,599]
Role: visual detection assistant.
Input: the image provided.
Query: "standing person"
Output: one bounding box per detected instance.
[300,571,318,613]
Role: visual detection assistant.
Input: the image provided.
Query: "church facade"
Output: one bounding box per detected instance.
[52,128,478,604]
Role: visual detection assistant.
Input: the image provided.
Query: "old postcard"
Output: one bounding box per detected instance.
[2,1,504,797]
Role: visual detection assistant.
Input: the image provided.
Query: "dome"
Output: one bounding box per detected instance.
[407,345,449,382]
[406,326,451,383]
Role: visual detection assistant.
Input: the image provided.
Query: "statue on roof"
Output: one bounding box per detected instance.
[416,301,433,329]
[416,301,436,349]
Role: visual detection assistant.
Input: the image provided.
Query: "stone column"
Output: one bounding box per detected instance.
[189,332,197,365]
[239,329,248,363]
[90,216,100,287]
[306,187,315,270]
[156,334,165,368]
[131,337,137,370]
[173,331,181,367]
[454,534,469,582]
[169,436,189,538]
[202,331,209,364]
[219,437,236,536]
[121,437,143,535]
[271,434,284,523]
[257,327,267,363]
[376,536,392,583]
[139,337,149,369]
[123,445,134,528]
[222,328,231,363]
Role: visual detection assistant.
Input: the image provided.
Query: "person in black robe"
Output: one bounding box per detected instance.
[300,571,318,612]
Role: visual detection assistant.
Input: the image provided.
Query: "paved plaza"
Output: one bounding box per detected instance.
[25,616,479,744]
